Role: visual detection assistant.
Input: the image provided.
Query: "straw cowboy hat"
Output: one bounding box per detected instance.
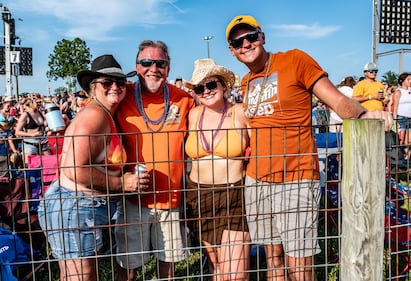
[77,54,127,92]
[184,58,235,89]
[3,96,16,104]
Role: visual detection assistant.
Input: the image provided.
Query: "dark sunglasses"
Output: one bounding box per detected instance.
[137,59,169,69]
[229,30,261,49]
[93,79,127,89]
[193,80,219,95]
[367,69,378,74]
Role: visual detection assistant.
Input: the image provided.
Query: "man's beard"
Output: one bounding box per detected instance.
[144,79,164,94]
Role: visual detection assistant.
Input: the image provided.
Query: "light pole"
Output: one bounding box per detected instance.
[203,36,214,58]
[372,0,379,64]
[1,5,12,97]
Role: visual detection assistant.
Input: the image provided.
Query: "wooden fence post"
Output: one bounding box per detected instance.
[340,119,385,281]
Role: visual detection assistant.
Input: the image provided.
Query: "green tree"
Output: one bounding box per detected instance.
[54,86,67,96]
[47,38,91,93]
[381,70,398,86]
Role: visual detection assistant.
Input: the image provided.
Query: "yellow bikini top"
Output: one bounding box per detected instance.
[185,105,247,159]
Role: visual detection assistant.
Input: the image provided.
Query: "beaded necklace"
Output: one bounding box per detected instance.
[92,98,118,134]
[134,80,170,132]
[244,52,272,118]
[93,97,113,117]
[198,101,228,153]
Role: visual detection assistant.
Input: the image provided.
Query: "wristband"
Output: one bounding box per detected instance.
[368,95,372,100]
[357,110,368,119]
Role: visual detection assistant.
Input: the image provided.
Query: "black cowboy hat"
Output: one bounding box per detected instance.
[77,54,127,92]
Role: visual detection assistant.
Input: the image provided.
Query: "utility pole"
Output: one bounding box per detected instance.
[372,0,379,64]
[13,59,19,96]
[1,5,12,96]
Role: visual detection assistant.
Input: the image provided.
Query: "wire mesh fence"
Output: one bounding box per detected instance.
[0,123,408,280]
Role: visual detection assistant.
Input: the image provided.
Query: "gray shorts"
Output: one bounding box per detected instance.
[114,199,187,269]
[22,138,50,155]
[244,176,321,258]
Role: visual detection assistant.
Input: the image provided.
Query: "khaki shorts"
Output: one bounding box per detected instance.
[245,176,321,258]
[114,199,187,269]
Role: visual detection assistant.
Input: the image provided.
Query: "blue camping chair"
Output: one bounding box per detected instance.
[0,227,31,281]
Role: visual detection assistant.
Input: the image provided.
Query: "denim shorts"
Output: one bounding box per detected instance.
[38,181,116,259]
[397,115,411,131]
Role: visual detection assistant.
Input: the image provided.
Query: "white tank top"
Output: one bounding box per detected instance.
[398,88,411,117]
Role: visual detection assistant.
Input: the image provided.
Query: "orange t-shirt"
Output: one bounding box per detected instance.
[115,82,195,209]
[242,49,326,182]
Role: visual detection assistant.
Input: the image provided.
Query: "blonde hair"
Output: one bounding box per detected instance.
[215,75,232,100]
[23,99,35,109]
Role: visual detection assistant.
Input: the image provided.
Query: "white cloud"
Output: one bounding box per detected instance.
[10,0,183,41]
[268,23,341,39]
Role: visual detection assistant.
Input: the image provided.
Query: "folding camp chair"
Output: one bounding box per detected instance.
[0,175,47,280]
[315,131,342,188]
[385,178,411,276]
[315,131,343,262]
[0,226,47,281]
[315,131,342,214]
[27,154,59,199]
[47,135,64,155]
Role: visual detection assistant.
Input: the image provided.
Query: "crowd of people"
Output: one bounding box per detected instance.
[0,90,90,172]
[1,14,399,281]
[313,64,410,136]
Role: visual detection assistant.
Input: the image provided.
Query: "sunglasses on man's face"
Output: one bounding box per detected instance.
[229,30,261,49]
[93,79,127,89]
[193,80,219,95]
[137,59,169,69]
[367,69,378,74]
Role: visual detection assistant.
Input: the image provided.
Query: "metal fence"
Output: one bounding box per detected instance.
[0,120,409,280]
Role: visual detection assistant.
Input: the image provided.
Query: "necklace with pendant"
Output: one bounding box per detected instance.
[134,79,170,132]
[244,52,272,118]
[198,101,228,153]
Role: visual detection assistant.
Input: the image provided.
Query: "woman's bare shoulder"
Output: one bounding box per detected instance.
[67,105,110,135]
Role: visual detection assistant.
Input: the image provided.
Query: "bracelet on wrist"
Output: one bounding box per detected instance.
[357,110,368,119]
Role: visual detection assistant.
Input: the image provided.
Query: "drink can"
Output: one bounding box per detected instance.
[135,163,147,174]
[45,103,66,132]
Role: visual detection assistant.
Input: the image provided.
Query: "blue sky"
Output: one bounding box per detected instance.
[2,0,411,95]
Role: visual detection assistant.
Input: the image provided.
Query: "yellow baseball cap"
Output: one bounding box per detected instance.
[226,15,262,41]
